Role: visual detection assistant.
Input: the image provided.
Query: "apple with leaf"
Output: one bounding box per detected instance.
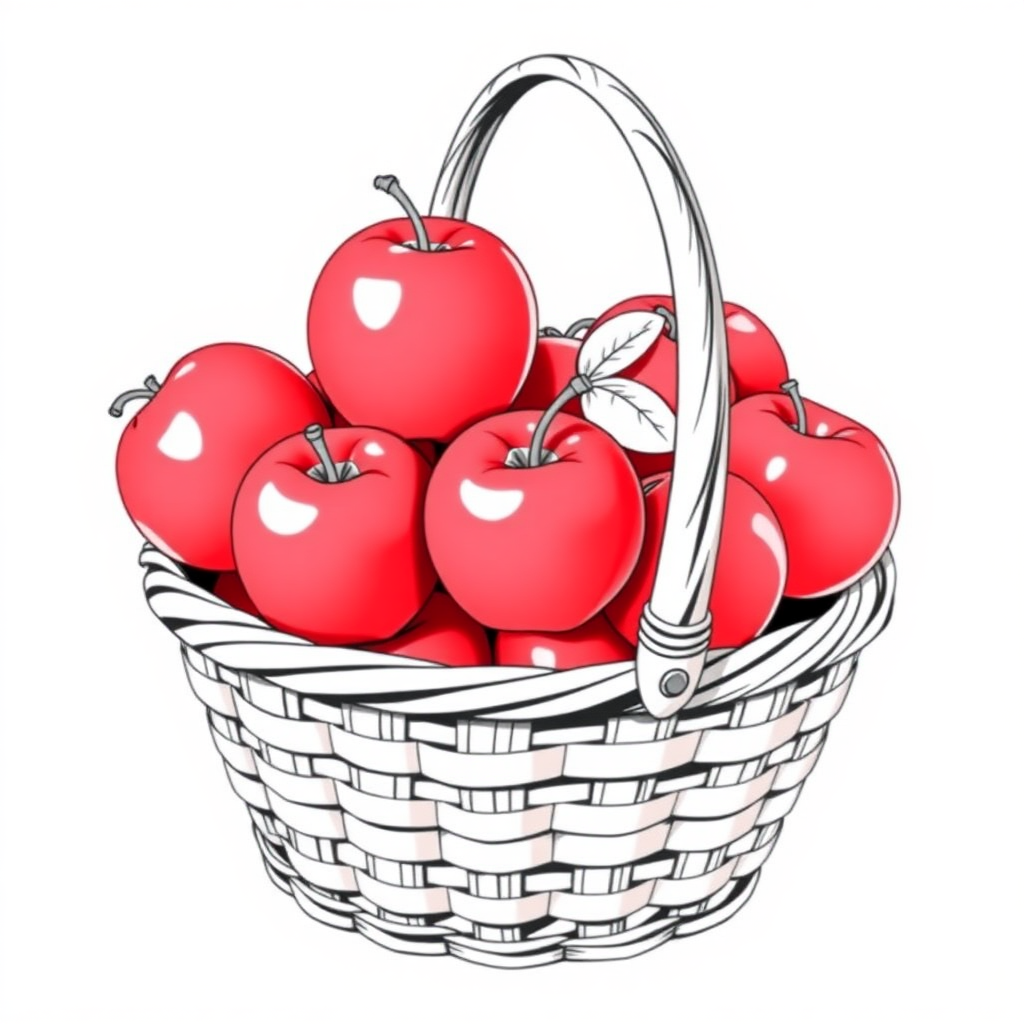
[425,308,678,633]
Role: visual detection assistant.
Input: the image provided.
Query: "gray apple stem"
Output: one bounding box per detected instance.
[528,374,594,468]
[374,174,432,252]
[653,305,677,341]
[780,379,808,435]
[564,317,596,338]
[304,423,341,482]
[108,375,161,417]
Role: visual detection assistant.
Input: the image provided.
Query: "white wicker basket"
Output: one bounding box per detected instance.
[140,54,897,968]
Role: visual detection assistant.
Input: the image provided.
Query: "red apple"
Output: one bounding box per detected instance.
[231,424,436,644]
[307,175,537,442]
[581,294,681,478]
[723,302,789,401]
[607,472,788,650]
[495,614,635,670]
[728,381,899,598]
[307,370,349,427]
[213,571,260,616]
[512,333,582,416]
[583,295,678,405]
[586,296,791,416]
[363,592,491,666]
[424,409,645,632]
[410,439,438,466]
[110,343,330,570]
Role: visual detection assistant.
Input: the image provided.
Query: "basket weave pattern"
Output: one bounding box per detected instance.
[146,544,894,967]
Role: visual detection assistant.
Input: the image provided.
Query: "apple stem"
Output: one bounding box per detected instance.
[564,317,595,338]
[780,379,808,435]
[528,374,594,468]
[374,174,431,252]
[108,375,161,417]
[653,305,677,341]
[304,423,341,482]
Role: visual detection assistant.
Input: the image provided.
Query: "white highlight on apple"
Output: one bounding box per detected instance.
[531,647,557,669]
[173,361,196,379]
[526,422,536,433]
[353,277,402,330]
[726,312,757,333]
[815,422,829,436]
[388,244,414,254]
[751,512,788,609]
[566,435,580,445]
[765,455,787,482]
[459,478,524,522]
[135,521,186,562]
[157,411,203,461]
[363,441,385,457]
[258,482,319,536]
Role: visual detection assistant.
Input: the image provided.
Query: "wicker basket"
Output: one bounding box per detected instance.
[139,54,897,968]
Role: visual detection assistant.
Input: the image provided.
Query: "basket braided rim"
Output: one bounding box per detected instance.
[141,545,895,720]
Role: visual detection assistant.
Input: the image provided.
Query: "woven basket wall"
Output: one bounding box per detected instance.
[144,543,894,968]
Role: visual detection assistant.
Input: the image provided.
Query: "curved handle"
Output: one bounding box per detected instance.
[430,55,729,718]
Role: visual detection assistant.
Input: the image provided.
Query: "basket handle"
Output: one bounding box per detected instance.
[430,55,729,719]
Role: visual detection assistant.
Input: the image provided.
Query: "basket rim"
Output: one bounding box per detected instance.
[139,544,895,721]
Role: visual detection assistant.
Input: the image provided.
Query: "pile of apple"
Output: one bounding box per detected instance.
[111,174,900,673]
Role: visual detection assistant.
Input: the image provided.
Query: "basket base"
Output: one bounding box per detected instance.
[255,826,761,968]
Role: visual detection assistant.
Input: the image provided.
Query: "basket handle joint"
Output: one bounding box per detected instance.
[635,603,712,716]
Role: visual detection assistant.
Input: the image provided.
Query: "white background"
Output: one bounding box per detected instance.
[1,1,1021,1020]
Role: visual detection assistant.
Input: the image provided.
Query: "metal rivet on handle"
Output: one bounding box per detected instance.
[660,670,690,697]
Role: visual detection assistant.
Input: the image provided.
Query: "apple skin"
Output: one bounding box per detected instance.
[115,343,330,571]
[728,392,900,598]
[213,571,260,616]
[581,294,681,478]
[307,216,537,442]
[307,370,349,427]
[607,471,788,650]
[586,296,792,418]
[231,426,436,644]
[495,614,635,670]
[410,439,438,466]
[362,592,491,666]
[424,410,645,632]
[723,302,789,401]
[512,334,582,416]
[583,295,678,406]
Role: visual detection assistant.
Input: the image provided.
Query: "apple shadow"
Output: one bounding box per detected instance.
[763,593,841,633]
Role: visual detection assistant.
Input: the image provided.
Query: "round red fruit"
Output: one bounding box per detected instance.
[424,410,645,632]
[512,334,582,416]
[213,571,260,616]
[581,295,680,477]
[112,343,330,571]
[307,370,349,426]
[231,425,436,644]
[607,471,788,650]
[723,302,789,401]
[495,614,635,670]
[307,177,536,442]
[363,592,491,666]
[728,383,899,597]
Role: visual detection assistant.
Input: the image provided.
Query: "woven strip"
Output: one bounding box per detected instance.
[145,544,895,965]
[145,546,894,717]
